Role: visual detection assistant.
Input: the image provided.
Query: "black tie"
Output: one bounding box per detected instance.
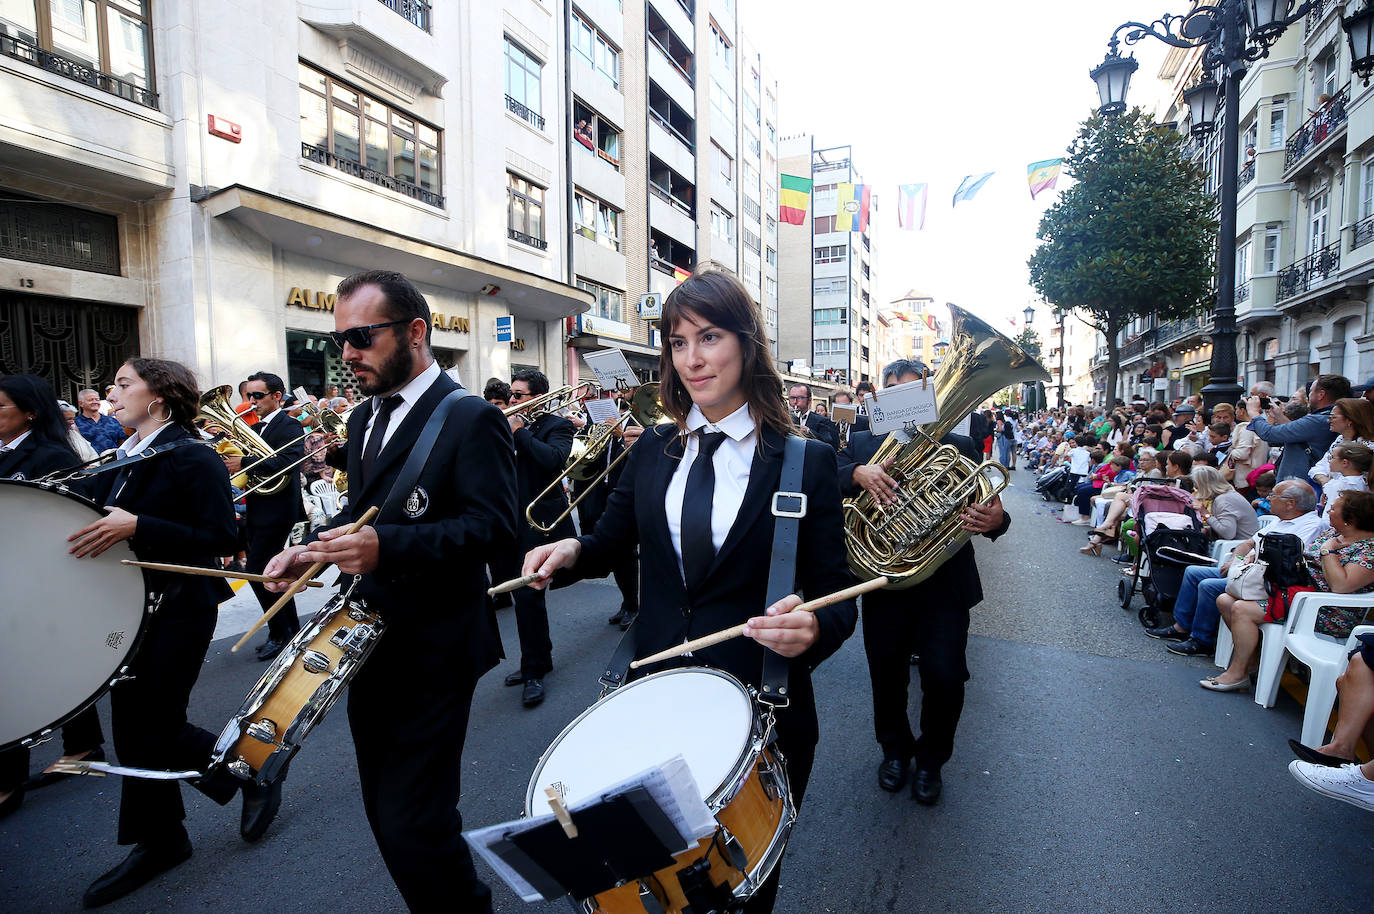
[681,431,728,595]
[361,395,403,485]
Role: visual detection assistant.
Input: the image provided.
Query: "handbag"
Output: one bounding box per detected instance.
[1225,554,1269,601]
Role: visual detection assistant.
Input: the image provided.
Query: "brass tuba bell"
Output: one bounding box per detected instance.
[196,386,293,495]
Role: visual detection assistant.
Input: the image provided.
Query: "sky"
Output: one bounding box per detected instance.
[739,0,1171,341]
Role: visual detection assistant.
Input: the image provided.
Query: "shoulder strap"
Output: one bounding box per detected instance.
[759,433,808,708]
[376,388,475,524]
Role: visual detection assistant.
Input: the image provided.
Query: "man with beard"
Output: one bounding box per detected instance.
[266,270,515,913]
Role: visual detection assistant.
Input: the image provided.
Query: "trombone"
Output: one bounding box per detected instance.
[197,387,299,496]
[237,402,354,498]
[502,382,599,422]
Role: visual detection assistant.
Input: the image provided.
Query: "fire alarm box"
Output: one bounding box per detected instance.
[208,115,242,143]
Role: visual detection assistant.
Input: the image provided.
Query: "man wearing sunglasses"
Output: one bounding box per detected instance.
[226,371,306,660]
[265,269,516,914]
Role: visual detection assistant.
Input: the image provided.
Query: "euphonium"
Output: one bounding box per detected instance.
[843,304,1050,590]
[196,386,292,495]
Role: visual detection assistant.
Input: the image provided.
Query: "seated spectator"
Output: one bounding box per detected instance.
[1289,631,1374,766]
[1146,479,1326,656]
[1207,490,1374,692]
[1136,447,1164,479]
[1166,449,1193,478]
[1190,465,1260,541]
[1310,396,1374,489]
[57,399,98,463]
[73,387,128,452]
[1250,470,1276,513]
[1073,453,1127,528]
[1289,755,1374,813]
[1321,442,1372,514]
[1065,434,1093,485]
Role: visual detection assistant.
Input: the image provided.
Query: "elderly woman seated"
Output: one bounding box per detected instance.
[1206,490,1374,692]
[1288,628,1374,812]
[1188,465,1259,542]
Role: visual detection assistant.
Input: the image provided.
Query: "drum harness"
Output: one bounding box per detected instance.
[595,434,808,913]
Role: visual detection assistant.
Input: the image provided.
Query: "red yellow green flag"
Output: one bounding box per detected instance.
[779,174,813,225]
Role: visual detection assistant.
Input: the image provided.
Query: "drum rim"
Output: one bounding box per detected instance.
[524,666,759,816]
[0,478,153,752]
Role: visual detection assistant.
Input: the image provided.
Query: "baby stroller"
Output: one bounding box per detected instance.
[1035,465,1076,503]
[1116,484,1214,628]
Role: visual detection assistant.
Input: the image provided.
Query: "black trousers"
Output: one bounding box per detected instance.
[861,588,971,770]
[576,494,639,614]
[0,705,104,791]
[110,607,239,846]
[511,529,554,679]
[246,521,300,643]
[348,665,490,914]
[740,725,815,914]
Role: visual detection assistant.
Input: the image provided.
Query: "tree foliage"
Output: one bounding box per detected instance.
[1012,326,1042,359]
[1027,108,1217,402]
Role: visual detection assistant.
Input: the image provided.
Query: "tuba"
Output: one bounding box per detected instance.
[196,387,293,495]
[843,304,1050,590]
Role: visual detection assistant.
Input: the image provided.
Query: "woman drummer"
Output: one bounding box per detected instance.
[0,374,106,820]
[65,358,278,909]
[523,269,858,913]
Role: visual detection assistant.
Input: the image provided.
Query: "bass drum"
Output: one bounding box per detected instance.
[0,478,151,750]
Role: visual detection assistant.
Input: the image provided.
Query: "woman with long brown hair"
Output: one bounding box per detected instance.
[522,269,857,912]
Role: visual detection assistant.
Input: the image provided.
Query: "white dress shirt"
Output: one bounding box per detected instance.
[121,421,170,457]
[360,360,441,456]
[1251,510,1329,551]
[1322,474,1369,511]
[665,402,756,577]
[0,429,30,453]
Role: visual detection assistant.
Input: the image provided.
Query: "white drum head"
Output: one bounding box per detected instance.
[526,668,753,814]
[0,480,148,749]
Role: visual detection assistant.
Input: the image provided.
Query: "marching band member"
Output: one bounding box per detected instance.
[572,398,639,630]
[267,270,516,914]
[67,358,278,908]
[522,269,857,914]
[787,382,839,449]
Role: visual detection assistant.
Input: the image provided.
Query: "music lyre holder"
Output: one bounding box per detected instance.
[490,786,682,902]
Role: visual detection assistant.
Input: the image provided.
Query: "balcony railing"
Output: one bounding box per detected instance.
[1236,279,1251,302]
[1276,241,1341,300]
[505,94,545,130]
[378,0,431,31]
[1307,0,1331,33]
[508,228,547,250]
[1285,83,1350,170]
[1355,214,1374,250]
[650,108,694,150]
[302,143,444,208]
[648,32,693,86]
[0,32,158,109]
[1120,332,1150,360]
[1239,159,1255,188]
[1154,310,1213,348]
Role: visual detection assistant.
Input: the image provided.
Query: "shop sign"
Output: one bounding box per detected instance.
[511,338,526,351]
[431,313,470,333]
[638,293,662,320]
[577,313,633,341]
[286,287,336,311]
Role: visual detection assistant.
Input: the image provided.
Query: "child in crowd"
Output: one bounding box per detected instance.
[1250,470,1276,514]
[1321,443,1373,514]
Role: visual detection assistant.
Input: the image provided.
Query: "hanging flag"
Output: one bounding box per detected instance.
[835,183,872,232]
[925,314,938,332]
[897,183,928,230]
[673,265,691,284]
[779,174,812,225]
[952,172,995,206]
[1027,158,1064,200]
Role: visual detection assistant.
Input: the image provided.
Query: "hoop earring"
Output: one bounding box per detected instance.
[147,400,172,423]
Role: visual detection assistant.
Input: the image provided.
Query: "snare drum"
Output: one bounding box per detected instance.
[0,478,152,750]
[210,588,384,784]
[525,667,794,913]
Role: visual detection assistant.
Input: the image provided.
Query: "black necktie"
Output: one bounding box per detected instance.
[681,431,728,595]
[361,395,403,484]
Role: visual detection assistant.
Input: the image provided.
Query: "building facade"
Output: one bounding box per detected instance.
[874,290,942,373]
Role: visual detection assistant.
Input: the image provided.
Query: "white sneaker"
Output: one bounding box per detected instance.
[1288,760,1374,812]
[1070,519,1090,526]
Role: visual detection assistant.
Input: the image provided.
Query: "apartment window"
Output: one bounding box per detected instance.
[750,67,760,94]
[1263,227,1281,272]
[710,78,735,121]
[742,228,760,252]
[712,141,733,180]
[765,246,777,267]
[1268,98,1287,148]
[710,21,732,69]
[577,278,625,323]
[742,161,759,188]
[812,277,847,295]
[1,0,156,106]
[743,94,759,126]
[1310,188,1329,253]
[813,215,836,233]
[505,38,543,128]
[574,192,621,252]
[742,195,760,221]
[507,173,546,249]
[814,338,847,356]
[1242,120,1258,154]
[814,307,847,325]
[1236,240,1251,283]
[710,204,734,242]
[1317,54,1338,101]
[299,62,443,206]
[571,12,620,89]
[766,215,777,237]
[1363,158,1374,218]
[814,244,845,264]
[572,99,621,167]
[766,276,777,298]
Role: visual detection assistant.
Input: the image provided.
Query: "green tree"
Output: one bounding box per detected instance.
[1028,108,1216,405]
[1012,326,1042,359]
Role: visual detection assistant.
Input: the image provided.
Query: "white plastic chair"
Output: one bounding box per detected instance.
[1257,514,1278,532]
[310,479,340,518]
[1210,541,1247,668]
[1270,590,1374,739]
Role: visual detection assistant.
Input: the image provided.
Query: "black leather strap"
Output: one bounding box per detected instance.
[759,434,807,707]
[376,388,475,525]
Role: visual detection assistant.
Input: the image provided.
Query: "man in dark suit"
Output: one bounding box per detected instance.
[839,358,1011,807]
[788,383,839,448]
[224,371,305,660]
[830,390,869,448]
[501,368,575,707]
[267,270,516,914]
[570,407,638,629]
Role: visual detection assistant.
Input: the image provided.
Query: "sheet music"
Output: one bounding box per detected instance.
[584,398,620,424]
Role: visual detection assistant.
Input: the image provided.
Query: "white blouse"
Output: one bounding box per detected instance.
[664,402,755,578]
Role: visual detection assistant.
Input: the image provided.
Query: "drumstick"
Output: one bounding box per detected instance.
[231,506,379,653]
[120,560,325,588]
[487,573,543,596]
[628,576,889,670]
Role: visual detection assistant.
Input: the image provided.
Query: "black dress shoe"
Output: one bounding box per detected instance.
[912,768,942,806]
[240,774,283,843]
[26,747,106,790]
[607,608,628,626]
[255,639,286,662]
[1144,625,1189,642]
[503,670,525,687]
[877,757,909,793]
[618,611,638,631]
[82,838,193,908]
[1166,637,1215,657]
[1288,738,1353,767]
[0,787,23,821]
[522,678,545,708]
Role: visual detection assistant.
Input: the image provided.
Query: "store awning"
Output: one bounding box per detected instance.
[200,185,591,322]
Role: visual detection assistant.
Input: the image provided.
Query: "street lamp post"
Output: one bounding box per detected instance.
[1054,307,1067,409]
[1022,305,1037,411]
[1089,0,1372,412]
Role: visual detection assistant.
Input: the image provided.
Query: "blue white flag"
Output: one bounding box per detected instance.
[952,172,995,206]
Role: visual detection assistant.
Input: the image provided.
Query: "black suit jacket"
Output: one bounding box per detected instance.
[241,408,304,528]
[84,424,238,613]
[313,372,516,682]
[0,435,78,480]
[570,430,627,524]
[837,429,1011,613]
[514,413,575,539]
[574,423,858,748]
[801,411,839,449]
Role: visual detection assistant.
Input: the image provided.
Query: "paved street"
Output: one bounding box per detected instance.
[4,476,1373,913]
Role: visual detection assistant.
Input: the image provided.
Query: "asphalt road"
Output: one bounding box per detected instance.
[4,474,1373,913]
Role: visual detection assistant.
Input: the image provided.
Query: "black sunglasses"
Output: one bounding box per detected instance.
[245,391,272,401]
[329,319,409,351]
